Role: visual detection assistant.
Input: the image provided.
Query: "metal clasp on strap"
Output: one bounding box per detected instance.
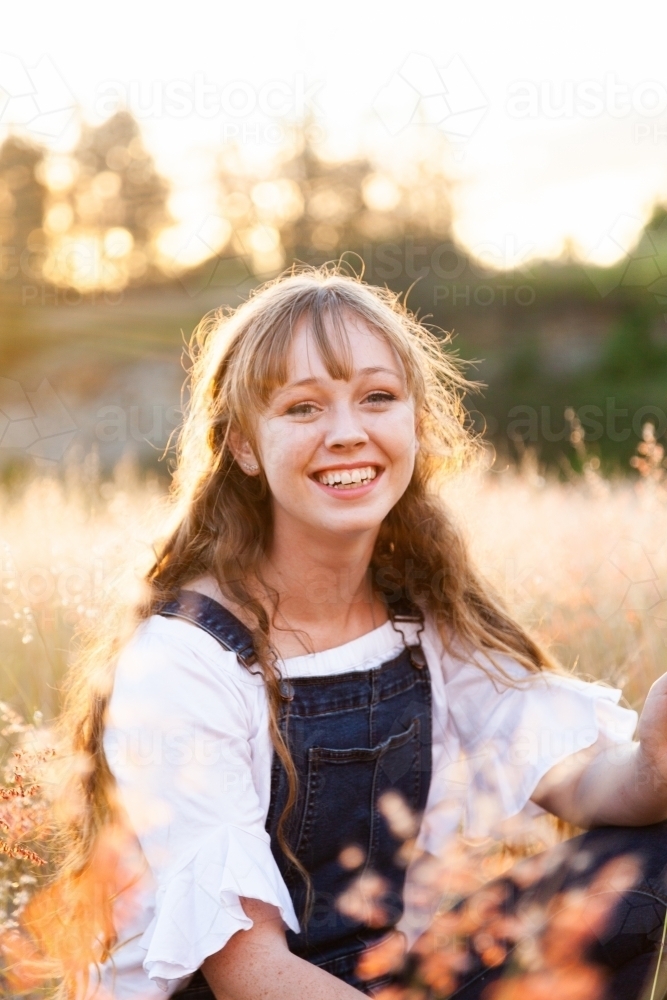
[388,598,426,669]
[279,679,294,701]
[406,643,426,669]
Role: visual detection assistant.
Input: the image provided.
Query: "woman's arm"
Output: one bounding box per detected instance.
[201,898,364,1000]
[532,673,667,828]
[531,735,667,827]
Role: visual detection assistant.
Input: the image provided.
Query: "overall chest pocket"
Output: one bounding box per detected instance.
[293,716,423,872]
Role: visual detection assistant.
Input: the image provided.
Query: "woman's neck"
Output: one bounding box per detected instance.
[256,529,388,656]
[183,529,389,658]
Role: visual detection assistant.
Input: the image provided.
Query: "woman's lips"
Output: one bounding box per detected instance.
[314,465,379,488]
[310,467,383,498]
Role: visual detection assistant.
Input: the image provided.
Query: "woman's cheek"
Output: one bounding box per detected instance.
[262,425,312,472]
[382,420,417,466]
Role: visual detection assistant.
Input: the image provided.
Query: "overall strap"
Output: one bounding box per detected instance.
[387,594,427,669]
[155,589,257,668]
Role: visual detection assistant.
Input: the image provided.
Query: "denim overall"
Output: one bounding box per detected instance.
[160,588,433,998]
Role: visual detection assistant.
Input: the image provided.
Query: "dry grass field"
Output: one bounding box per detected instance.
[446,449,667,715]
[0,441,665,995]
[0,442,664,726]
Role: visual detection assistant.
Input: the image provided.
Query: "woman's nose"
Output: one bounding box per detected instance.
[324,405,369,450]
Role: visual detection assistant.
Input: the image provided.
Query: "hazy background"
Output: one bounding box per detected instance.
[1,7,667,965]
[1,0,667,481]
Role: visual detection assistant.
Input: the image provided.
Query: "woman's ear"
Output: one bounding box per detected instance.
[228,427,260,475]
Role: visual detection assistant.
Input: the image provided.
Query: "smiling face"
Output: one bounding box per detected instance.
[241,311,419,547]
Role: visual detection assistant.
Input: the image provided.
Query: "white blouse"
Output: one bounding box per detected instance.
[94,612,638,999]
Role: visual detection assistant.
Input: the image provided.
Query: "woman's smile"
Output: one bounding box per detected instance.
[311,463,382,496]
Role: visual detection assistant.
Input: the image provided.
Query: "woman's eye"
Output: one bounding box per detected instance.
[286,402,319,416]
[365,392,396,405]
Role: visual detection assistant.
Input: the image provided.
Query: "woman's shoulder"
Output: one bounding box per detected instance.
[114,612,264,698]
[420,612,637,745]
[105,613,267,746]
[421,612,541,689]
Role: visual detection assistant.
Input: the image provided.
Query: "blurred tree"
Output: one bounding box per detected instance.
[74,111,170,245]
[53,110,172,289]
[277,135,368,262]
[203,124,453,286]
[0,136,47,372]
[277,126,453,256]
[0,135,47,287]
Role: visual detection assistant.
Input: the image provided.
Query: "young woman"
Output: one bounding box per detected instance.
[57,267,667,1000]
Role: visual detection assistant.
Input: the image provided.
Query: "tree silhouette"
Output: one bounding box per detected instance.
[68,110,172,284]
[0,135,47,287]
[197,123,454,292]
[279,128,453,260]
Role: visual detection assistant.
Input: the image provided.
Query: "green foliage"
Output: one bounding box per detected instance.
[600,304,667,379]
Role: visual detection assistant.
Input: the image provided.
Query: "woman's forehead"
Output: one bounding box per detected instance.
[286,312,404,381]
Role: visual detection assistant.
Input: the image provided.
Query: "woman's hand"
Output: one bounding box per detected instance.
[635,672,667,789]
[532,675,667,829]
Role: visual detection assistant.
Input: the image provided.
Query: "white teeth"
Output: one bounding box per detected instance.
[315,466,379,488]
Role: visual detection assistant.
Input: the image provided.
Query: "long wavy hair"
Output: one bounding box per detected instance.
[45,264,562,995]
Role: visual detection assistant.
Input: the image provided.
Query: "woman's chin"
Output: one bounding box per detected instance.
[312,506,390,538]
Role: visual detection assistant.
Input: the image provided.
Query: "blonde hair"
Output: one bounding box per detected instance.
[48,264,561,995]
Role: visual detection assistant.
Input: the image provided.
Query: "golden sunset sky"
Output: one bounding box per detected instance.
[2,0,667,269]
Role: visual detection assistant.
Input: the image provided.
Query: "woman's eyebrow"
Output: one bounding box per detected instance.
[281,367,403,391]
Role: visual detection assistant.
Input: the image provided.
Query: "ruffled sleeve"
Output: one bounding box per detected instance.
[440,642,639,837]
[103,618,299,991]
